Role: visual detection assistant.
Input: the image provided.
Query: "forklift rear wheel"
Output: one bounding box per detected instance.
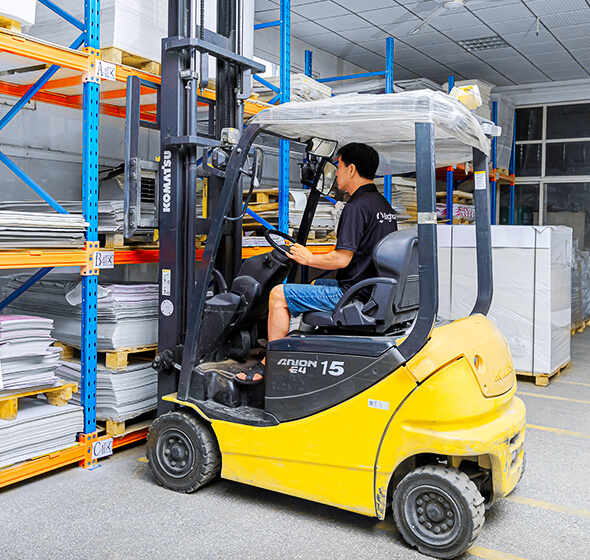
[146,410,221,493]
[393,465,485,559]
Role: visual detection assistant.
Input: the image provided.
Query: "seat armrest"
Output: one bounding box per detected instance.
[334,278,398,313]
[332,278,398,329]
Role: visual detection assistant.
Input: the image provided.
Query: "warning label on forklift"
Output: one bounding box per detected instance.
[368,399,389,411]
[162,269,171,296]
[474,171,487,190]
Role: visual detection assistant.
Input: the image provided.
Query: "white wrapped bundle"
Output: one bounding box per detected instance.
[0,0,36,30]
[437,225,572,375]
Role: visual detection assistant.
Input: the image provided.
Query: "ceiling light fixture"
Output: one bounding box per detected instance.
[458,36,509,52]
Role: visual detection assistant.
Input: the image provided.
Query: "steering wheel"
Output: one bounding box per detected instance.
[264,228,299,257]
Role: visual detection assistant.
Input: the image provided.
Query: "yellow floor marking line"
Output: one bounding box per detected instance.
[517,391,590,405]
[527,424,590,439]
[137,456,149,463]
[468,545,530,560]
[503,495,590,520]
[554,379,590,388]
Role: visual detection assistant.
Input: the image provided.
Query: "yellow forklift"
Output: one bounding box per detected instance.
[141,4,525,557]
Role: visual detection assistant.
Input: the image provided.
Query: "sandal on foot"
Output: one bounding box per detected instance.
[235,361,265,386]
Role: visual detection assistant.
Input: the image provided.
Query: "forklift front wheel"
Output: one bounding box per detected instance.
[392,465,485,559]
[146,410,221,493]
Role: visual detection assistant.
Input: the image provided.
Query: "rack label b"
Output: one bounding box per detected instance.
[93,251,115,269]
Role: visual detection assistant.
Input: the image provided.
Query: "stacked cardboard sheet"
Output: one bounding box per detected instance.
[0,398,83,469]
[0,211,87,248]
[56,361,157,422]
[0,315,61,393]
[4,277,158,350]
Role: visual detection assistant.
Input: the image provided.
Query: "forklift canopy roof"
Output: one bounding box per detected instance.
[249,90,491,175]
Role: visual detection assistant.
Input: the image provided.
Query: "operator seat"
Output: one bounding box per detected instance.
[302,229,419,334]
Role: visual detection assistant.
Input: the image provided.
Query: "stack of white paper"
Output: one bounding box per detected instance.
[0,0,36,29]
[0,398,83,469]
[4,277,158,350]
[57,360,157,422]
[0,211,87,248]
[0,315,61,393]
[0,200,155,235]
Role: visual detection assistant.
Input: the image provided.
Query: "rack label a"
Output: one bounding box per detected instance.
[95,59,117,81]
[92,438,113,460]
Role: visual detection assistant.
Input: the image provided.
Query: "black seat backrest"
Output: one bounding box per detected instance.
[373,229,419,313]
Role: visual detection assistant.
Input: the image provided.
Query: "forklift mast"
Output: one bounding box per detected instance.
[157,0,264,414]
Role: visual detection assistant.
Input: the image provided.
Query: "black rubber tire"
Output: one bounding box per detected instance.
[146,410,221,493]
[393,465,485,559]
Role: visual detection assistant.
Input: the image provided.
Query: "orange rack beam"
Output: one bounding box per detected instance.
[0,249,87,269]
[113,244,336,265]
[0,29,268,118]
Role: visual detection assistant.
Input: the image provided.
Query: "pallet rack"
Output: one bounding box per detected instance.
[0,0,339,486]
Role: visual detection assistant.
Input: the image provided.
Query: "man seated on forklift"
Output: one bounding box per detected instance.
[236,142,398,385]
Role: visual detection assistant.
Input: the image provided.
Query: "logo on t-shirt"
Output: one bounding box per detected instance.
[376,211,396,224]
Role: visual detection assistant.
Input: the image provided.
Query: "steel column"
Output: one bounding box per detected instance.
[305,50,312,77]
[81,0,100,434]
[278,0,291,233]
[383,37,394,203]
[490,100,498,225]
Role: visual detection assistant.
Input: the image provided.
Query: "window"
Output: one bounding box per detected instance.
[544,183,590,250]
[499,184,539,225]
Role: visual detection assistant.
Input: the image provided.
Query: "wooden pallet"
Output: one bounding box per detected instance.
[98,233,159,249]
[0,382,78,421]
[0,16,21,33]
[516,361,570,387]
[246,188,278,204]
[100,418,152,438]
[56,342,157,371]
[571,318,590,336]
[436,190,474,205]
[101,46,160,75]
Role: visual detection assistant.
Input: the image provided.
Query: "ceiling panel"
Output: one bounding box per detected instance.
[359,6,413,26]
[526,0,589,16]
[291,1,349,19]
[255,0,590,86]
[335,0,396,10]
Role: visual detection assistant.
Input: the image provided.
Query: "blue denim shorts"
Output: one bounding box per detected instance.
[283,278,344,318]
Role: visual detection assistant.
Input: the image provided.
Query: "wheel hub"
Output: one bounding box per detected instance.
[157,428,195,478]
[404,486,461,546]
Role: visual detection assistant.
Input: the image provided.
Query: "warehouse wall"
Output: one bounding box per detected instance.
[0,95,159,203]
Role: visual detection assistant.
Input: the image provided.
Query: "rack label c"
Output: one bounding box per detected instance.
[92,438,113,460]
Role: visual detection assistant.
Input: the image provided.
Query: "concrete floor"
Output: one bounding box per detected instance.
[1,333,589,560]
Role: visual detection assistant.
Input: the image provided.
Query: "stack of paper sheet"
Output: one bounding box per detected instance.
[4,277,158,350]
[0,398,83,469]
[0,200,155,235]
[56,361,157,422]
[0,211,87,248]
[0,315,61,393]
[0,201,123,233]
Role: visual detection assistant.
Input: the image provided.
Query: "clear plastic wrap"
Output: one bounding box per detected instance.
[437,225,572,375]
[580,250,590,322]
[570,239,583,331]
[249,90,491,175]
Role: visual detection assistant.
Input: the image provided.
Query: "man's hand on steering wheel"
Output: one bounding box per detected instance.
[287,243,313,266]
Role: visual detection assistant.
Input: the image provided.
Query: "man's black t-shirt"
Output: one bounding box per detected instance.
[335,183,398,292]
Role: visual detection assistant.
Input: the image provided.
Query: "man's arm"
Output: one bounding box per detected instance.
[287,244,353,270]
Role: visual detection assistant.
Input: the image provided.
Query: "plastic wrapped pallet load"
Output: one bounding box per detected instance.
[0,0,36,30]
[437,225,572,376]
[29,0,253,74]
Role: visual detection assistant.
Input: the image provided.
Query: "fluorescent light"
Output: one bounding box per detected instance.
[458,36,509,52]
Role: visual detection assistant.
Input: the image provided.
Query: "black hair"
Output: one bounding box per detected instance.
[336,142,379,180]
